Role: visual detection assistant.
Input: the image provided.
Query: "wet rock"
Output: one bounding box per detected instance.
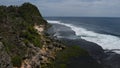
[59,38,105,60]
[102,52,120,68]
[47,24,76,38]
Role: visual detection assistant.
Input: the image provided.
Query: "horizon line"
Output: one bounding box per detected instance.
[43,16,120,18]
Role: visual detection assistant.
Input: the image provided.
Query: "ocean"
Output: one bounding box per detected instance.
[45,17,120,53]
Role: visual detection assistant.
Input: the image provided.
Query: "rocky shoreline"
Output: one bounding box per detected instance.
[59,38,120,68]
[46,23,120,68]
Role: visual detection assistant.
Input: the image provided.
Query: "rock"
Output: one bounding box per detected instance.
[47,24,76,39]
[59,38,120,68]
[21,43,42,68]
[47,45,54,49]
[59,38,105,60]
[40,56,49,63]
[0,42,13,68]
[68,56,103,68]
[0,37,2,40]
[102,52,120,68]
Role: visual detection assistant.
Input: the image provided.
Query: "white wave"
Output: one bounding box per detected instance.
[47,20,120,54]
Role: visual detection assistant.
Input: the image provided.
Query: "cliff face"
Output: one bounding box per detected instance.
[0,3,65,68]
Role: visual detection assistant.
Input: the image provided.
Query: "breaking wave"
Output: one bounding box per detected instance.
[47,20,120,53]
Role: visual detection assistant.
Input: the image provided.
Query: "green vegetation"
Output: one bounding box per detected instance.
[0,2,47,66]
[11,55,22,67]
[48,45,89,68]
[19,3,47,25]
[56,45,88,62]
[20,25,42,47]
[47,45,103,68]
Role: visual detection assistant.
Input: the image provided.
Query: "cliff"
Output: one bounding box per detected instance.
[0,3,102,68]
[0,3,64,68]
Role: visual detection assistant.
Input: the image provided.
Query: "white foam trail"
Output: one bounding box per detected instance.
[47,20,120,54]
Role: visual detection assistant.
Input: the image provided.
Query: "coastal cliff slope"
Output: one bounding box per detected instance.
[0,3,102,68]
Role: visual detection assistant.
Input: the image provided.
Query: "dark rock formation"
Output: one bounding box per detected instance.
[68,56,102,68]
[47,24,77,39]
[101,52,120,68]
[57,38,105,61]
[60,38,120,68]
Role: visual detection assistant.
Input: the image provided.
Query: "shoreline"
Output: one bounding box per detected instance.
[46,22,120,68]
[47,21,120,54]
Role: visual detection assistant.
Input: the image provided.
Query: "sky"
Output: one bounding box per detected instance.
[0,0,120,17]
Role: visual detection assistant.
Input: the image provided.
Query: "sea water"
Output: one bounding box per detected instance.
[45,17,120,53]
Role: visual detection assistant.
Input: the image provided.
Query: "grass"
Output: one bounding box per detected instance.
[48,45,89,68]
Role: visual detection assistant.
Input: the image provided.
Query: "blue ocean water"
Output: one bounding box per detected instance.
[45,17,120,36]
[45,17,120,53]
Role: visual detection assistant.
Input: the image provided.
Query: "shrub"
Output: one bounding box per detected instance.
[20,26,42,48]
[11,55,22,67]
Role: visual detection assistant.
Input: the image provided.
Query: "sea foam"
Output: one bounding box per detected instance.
[47,20,120,53]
